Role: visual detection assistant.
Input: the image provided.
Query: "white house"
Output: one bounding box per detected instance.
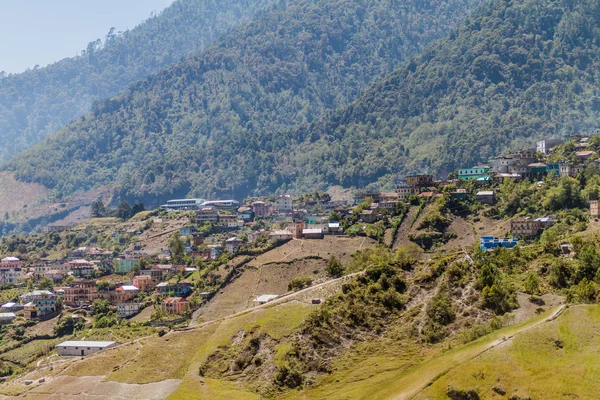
[253,294,278,306]
[56,340,118,357]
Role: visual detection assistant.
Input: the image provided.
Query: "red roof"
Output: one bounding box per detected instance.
[163,297,189,304]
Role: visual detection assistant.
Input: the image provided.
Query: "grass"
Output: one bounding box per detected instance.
[0,338,61,367]
[284,305,559,400]
[167,302,313,400]
[417,305,600,399]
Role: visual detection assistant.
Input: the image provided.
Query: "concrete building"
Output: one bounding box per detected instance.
[537,138,563,154]
[112,286,139,304]
[480,236,519,251]
[253,294,278,306]
[279,194,293,213]
[202,200,240,210]
[269,230,293,242]
[117,303,141,318]
[162,297,190,314]
[252,201,273,217]
[302,228,324,239]
[476,191,495,204]
[133,275,155,292]
[458,166,490,181]
[226,237,244,253]
[396,185,419,200]
[63,279,99,306]
[160,198,205,211]
[56,340,119,357]
[196,207,219,224]
[0,313,15,325]
[406,175,433,188]
[21,290,58,319]
[591,200,600,218]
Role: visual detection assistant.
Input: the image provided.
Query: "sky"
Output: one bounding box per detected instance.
[0,0,175,73]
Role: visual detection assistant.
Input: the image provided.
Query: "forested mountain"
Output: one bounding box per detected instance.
[279,0,600,190]
[0,0,274,163]
[3,0,482,203]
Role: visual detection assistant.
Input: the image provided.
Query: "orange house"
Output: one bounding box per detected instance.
[133,275,155,292]
[161,297,190,315]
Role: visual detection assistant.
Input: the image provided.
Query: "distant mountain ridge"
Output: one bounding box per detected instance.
[0,0,274,163]
[2,0,483,204]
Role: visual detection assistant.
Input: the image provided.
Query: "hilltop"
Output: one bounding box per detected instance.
[1,0,482,207]
[0,0,274,163]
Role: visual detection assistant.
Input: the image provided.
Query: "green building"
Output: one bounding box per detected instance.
[115,258,140,274]
[458,166,490,181]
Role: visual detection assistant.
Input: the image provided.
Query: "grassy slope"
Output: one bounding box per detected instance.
[418,305,600,400]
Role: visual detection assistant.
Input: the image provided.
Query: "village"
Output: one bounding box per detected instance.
[0,133,597,371]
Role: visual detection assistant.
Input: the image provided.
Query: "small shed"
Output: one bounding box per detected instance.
[253,294,279,306]
[56,340,118,357]
[302,228,324,239]
[476,191,495,204]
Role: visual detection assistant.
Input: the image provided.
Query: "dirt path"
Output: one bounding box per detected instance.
[369,305,566,400]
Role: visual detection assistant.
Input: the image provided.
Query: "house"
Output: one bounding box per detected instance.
[252,201,273,217]
[537,138,563,154]
[0,257,21,268]
[44,269,66,284]
[302,228,324,239]
[160,198,205,211]
[117,303,141,318]
[21,290,58,319]
[68,260,96,278]
[559,163,583,177]
[226,237,244,253]
[591,200,600,218]
[237,207,255,222]
[133,275,155,292]
[196,207,219,224]
[510,218,543,238]
[546,163,560,176]
[179,226,196,237]
[114,257,140,274]
[1,302,23,312]
[278,194,294,213]
[269,230,293,242]
[476,191,495,204]
[162,297,190,314]
[406,175,433,188]
[378,201,401,212]
[112,286,139,304]
[396,185,419,200]
[576,150,596,161]
[480,236,519,251]
[207,244,223,260]
[157,281,193,297]
[490,156,516,174]
[458,166,490,181]
[450,189,468,200]
[0,313,15,325]
[253,294,278,306]
[43,225,71,233]
[526,163,548,179]
[359,209,379,223]
[328,222,341,234]
[63,279,99,306]
[56,341,118,357]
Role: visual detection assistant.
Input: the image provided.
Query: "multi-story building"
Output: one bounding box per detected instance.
[457,166,490,181]
[157,281,193,297]
[22,290,58,319]
[68,259,96,278]
[0,257,23,285]
[112,286,139,304]
[117,303,141,319]
[160,198,205,211]
[202,200,240,210]
[252,201,273,217]
[396,184,419,200]
[537,138,564,154]
[196,207,219,224]
[162,297,190,315]
[63,280,99,306]
[278,194,293,213]
[133,275,155,292]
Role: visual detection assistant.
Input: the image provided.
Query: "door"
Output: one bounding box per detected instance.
[81,350,85,356]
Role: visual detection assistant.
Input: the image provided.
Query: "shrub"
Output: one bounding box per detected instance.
[288,277,313,292]
[326,256,344,277]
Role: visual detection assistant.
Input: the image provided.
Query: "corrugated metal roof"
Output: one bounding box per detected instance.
[57,341,117,348]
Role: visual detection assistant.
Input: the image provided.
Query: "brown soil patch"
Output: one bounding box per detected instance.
[393,206,420,250]
[512,291,565,324]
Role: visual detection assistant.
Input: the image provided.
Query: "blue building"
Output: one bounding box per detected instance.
[480,236,519,251]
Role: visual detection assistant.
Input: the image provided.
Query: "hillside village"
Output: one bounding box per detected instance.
[0,132,599,396]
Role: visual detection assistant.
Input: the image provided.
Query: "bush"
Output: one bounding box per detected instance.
[326,256,344,277]
[288,277,313,292]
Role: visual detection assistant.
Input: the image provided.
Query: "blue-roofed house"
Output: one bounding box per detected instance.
[480,236,519,251]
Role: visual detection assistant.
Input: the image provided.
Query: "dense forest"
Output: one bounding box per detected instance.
[0,0,274,163]
[2,0,482,204]
[281,0,600,191]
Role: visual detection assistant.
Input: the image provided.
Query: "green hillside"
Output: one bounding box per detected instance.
[0,0,274,163]
[2,0,482,203]
[283,0,600,190]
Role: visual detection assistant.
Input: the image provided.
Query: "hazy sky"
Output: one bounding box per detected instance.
[0,0,175,73]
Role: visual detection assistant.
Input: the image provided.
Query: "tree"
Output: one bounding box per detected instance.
[524,273,540,295]
[37,277,54,291]
[169,232,186,264]
[90,200,107,218]
[116,201,133,220]
[326,256,344,277]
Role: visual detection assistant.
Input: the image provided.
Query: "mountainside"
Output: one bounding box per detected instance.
[0,0,274,163]
[281,0,600,190]
[2,0,482,204]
